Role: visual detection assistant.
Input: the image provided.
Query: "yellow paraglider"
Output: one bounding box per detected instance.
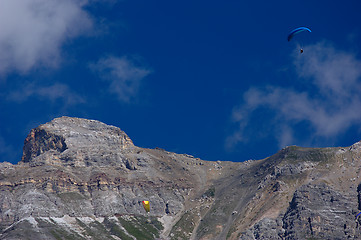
[142,201,150,212]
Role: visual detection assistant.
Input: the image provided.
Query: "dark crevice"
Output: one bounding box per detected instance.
[308,217,314,235]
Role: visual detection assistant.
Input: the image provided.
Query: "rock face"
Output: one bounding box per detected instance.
[282,183,359,239]
[1,117,361,239]
[21,117,134,166]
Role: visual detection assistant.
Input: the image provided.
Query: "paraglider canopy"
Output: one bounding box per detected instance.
[142,201,150,212]
[288,27,311,42]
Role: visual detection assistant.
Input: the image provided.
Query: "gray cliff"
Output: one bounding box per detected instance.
[0,117,361,239]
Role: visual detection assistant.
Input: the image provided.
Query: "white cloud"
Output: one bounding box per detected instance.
[0,0,93,75]
[228,42,361,149]
[295,42,361,99]
[7,82,85,105]
[91,56,151,102]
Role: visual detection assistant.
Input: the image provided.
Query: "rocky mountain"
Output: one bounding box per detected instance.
[0,116,361,239]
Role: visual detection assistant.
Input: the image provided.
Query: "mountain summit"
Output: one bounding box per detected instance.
[0,117,361,239]
[21,117,134,164]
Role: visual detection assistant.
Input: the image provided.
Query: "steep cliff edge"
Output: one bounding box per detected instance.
[0,117,361,240]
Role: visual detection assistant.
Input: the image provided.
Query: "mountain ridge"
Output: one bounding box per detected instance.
[0,116,361,239]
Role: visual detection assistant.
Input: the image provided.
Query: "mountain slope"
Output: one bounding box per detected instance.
[0,117,360,239]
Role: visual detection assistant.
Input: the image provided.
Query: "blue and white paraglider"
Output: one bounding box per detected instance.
[288,27,311,53]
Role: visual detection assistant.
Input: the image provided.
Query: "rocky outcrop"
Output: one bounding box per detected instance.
[1,117,361,239]
[22,128,67,163]
[241,183,361,240]
[282,183,359,239]
[21,117,134,167]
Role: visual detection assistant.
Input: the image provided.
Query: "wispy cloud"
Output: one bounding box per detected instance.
[0,0,93,75]
[90,56,151,102]
[7,82,85,105]
[227,42,361,149]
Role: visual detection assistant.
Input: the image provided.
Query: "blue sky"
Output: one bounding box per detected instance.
[1,0,361,164]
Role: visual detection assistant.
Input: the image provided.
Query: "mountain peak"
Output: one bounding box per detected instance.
[21,116,134,164]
